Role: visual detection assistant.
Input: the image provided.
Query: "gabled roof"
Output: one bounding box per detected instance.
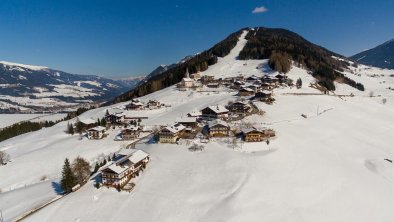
[188,111,202,117]
[242,127,267,134]
[163,123,186,134]
[80,118,96,125]
[208,119,229,128]
[123,125,139,131]
[103,150,149,175]
[240,87,254,92]
[128,150,149,164]
[203,105,229,114]
[88,126,106,132]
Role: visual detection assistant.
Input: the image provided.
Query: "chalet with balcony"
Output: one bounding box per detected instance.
[121,126,140,140]
[126,101,145,110]
[201,105,229,120]
[242,127,276,142]
[87,126,106,139]
[158,123,186,143]
[105,112,125,125]
[101,149,150,187]
[228,101,251,113]
[239,87,255,96]
[147,100,161,109]
[206,119,230,137]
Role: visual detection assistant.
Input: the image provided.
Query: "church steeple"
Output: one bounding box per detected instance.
[185,68,190,78]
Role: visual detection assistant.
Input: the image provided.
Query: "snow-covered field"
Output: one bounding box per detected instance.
[1,30,394,222]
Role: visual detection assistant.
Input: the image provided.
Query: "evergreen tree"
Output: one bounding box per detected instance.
[60,158,77,193]
[296,78,302,88]
[94,181,100,189]
[105,109,110,116]
[67,123,74,135]
[101,117,107,126]
[93,162,100,174]
[97,118,101,126]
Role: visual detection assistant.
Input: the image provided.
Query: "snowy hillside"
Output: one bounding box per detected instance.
[0,61,137,113]
[1,31,394,222]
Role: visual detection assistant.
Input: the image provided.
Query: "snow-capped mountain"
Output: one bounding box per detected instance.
[351,39,394,69]
[0,61,137,112]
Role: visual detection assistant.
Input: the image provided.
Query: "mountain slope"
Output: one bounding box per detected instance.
[0,61,134,112]
[111,28,247,103]
[112,27,365,104]
[350,39,394,69]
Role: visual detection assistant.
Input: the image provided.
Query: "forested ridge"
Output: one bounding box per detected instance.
[239,27,364,91]
[111,29,247,104]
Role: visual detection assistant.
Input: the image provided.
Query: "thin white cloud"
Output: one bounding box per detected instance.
[252,6,268,14]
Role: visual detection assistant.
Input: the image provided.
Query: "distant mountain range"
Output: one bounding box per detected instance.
[351,39,394,69]
[0,61,141,112]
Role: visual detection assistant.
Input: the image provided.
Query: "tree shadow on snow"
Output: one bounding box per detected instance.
[51,181,64,195]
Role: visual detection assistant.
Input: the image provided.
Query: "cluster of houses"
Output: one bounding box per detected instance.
[175,67,289,105]
[80,111,146,140]
[156,103,275,144]
[101,149,150,189]
[126,98,163,110]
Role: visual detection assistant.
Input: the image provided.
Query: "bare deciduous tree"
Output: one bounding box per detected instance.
[72,156,91,185]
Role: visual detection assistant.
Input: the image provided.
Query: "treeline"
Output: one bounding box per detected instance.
[111,29,246,103]
[238,27,354,91]
[0,106,94,142]
[0,121,54,142]
[342,76,365,91]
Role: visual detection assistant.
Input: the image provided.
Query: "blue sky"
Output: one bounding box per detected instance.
[0,0,393,78]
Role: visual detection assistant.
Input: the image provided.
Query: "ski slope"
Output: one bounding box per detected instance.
[1,30,394,222]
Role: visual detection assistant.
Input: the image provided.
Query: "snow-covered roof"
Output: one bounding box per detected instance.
[240,87,254,92]
[182,77,194,82]
[123,125,139,131]
[104,150,149,175]
[176,117,197,123]
[128,150,149,164]
[115,112,125,117]
[208,119,229,128]
[188,111,202,117]
[164,123,186,134]
[261,90,272,94]
[242,127,266,134]
[205,105,229,114]
[88,126,106,132]
[79,118,96,125]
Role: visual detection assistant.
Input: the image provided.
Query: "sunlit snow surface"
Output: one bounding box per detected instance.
[1,31,394,222]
